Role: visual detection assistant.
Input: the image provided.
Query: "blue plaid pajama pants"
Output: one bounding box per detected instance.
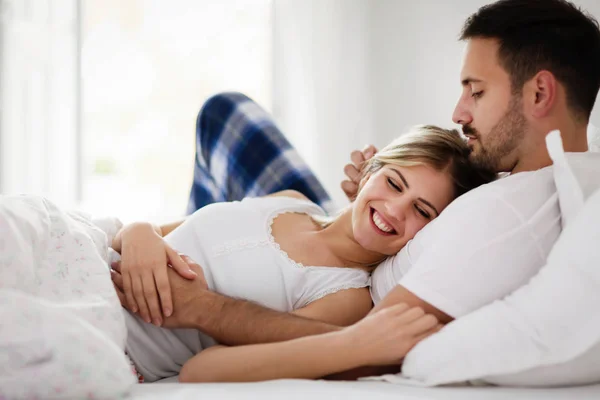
[187,92,334,214]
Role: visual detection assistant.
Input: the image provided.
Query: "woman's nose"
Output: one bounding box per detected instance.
[385,197,409,224]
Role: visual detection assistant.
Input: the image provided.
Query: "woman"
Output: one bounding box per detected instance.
[111,118,495,382]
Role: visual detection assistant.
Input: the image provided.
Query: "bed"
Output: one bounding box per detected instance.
[130,379,600,400]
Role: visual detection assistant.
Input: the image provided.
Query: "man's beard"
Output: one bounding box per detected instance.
[463,96,526,172]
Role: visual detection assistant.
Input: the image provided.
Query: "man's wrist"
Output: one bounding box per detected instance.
[188,289,225,332]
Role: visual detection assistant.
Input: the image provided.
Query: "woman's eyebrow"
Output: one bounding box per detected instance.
[391,169,410,189]
[418,198,440,217]
[390,169,440,217]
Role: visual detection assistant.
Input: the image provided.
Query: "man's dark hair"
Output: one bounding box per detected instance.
[461,0,600,120]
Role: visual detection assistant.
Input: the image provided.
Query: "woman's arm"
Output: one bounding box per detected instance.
[179,304,440,383]
[109,219,196,325]
[111,219,185,253]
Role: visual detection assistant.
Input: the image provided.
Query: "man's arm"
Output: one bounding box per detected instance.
[198,286,372,344]
[178,304,439,383]
[188,289,342,345]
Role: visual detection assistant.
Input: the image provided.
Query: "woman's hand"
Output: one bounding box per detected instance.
[343,303,442,366]
[117,222,198,326]
[111,256,209,328]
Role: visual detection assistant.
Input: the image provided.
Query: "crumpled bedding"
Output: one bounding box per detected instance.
[0,195,135,399]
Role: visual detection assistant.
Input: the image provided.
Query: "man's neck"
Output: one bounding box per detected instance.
[511,123,588,174]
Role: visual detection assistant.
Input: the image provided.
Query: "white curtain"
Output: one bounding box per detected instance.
[0,0,80,207]
[273,0,374,208]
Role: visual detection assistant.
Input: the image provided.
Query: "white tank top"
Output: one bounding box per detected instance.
[125,196,370,381]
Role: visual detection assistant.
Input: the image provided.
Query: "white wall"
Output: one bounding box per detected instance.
[369,0,600,145]
[273,0,374,208]
[275,0,600,208]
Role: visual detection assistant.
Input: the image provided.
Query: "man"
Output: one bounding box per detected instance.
[114,0,600,378]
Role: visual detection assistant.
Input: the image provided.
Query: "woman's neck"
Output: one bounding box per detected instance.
[315,207,387,268]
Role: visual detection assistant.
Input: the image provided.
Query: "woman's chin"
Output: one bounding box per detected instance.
[355,234,400,257]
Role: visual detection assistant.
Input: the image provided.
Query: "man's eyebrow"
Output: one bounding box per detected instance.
[391,169,440,217]
[461,77,482,86]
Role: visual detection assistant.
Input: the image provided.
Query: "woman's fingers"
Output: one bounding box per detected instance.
[142,273,163,326]
[405,314,439,336]
[395,306,426,324]
[122,271,138,313]
[154,266,173,317]
[179,255,209,289]
[132,276,151,323]
[166,248,197,280]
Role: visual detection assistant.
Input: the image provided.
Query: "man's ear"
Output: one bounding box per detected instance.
[524,70,557,119]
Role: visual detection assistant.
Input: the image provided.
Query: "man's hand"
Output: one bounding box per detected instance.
[341,145,377,201]
[112,255,209,328]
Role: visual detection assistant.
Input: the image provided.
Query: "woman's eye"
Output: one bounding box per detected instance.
[472,91,483,99]
[415,205,431,219]
[387,178,402,192]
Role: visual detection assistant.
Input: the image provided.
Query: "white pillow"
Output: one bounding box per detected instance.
[589,123,600,152]
[366,130,600,387]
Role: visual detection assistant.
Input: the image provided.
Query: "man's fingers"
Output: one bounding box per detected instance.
[154,267,173,317]
[142,273,163,326]
[166,248,197,280]
[350,150,366,167]
[110,269,124,289]
[112,282,128,308]
[362,145,377,160]
[343,164,361,183]
[341,180,359,200]
[111,260,122,273]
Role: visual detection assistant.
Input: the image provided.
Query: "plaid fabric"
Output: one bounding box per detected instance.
[187,92,334,214]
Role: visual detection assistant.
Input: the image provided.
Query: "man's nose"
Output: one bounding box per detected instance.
[452,98,473,125]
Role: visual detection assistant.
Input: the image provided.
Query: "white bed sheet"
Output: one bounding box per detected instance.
[129,380,600,400]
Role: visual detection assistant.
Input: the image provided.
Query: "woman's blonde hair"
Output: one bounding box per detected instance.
[314,125,496,228]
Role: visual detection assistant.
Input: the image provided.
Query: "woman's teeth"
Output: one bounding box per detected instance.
[373,211,394,233]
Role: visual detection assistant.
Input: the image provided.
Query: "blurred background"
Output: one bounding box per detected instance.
[2,0,600,222]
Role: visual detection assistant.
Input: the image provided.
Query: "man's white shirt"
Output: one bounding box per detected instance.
[371,166,560,318]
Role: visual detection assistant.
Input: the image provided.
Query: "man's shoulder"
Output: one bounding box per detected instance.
[408,166,558,247]
[444,166,556,215]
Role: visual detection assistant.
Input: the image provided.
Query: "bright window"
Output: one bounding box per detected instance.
[80,0,272,223]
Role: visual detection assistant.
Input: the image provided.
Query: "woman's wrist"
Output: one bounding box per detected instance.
[121,222,162,239]
[329,329,372,369]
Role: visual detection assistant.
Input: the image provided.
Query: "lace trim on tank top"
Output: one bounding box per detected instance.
[265,202,370,277]
[298,280,372,309]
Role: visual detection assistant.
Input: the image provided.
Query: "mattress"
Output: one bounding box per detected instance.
[129,379,600,400]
